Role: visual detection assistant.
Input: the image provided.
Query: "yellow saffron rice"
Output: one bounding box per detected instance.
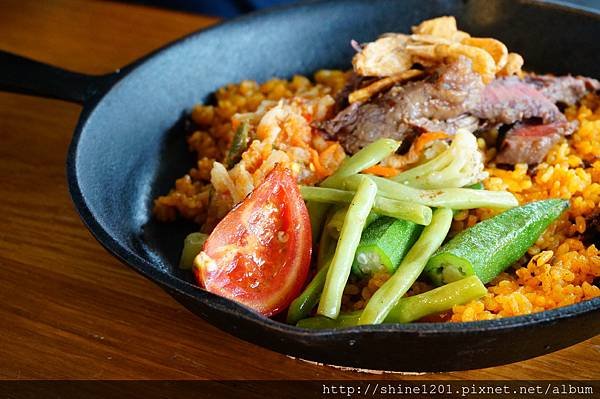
[448,96,600,321]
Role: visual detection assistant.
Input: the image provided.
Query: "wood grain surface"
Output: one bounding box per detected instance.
[0,0,598,382]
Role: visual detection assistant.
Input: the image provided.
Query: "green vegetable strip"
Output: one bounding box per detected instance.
[426,199,569,285]
[318,177,377,319]
[297,311,361,329]
[288,208,337,323]
[300,186,355,203]
[325,206,380,239]
[358,208,453,325]
[467,182,484,190]
[306,201,330,245]
[179,232,209,269]
[317,221,335,269]
[324,206,347,240]
[297,275,486,328]
[300,186,432,225]
[374,196,432,225]
[320,138,400,188]
[286,261,331,325]
[224,122,250,168]
[386,275,486,323]
[452,182,484,216]
[345,175,518,210]
[352,217,423,277]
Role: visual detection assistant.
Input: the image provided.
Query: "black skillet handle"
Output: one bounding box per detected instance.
[0,50,118,105]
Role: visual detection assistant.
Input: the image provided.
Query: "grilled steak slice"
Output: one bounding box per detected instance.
[332,72,372,113]
[474,77,564,125]
[320,56,484,153]
[495,120,578,165]
[524,74,600,106]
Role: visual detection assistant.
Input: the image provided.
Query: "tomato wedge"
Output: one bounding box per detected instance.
[194,165,312,316]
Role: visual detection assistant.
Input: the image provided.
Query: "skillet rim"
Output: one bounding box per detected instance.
[66,0,600,340]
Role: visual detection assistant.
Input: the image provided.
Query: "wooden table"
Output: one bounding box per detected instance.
[0,0,598,382]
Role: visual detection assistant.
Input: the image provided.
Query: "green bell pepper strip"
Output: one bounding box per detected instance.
[351,217,423,277]
[358,208,453,325]
[318,176,377,319]
[179,232,209,269]
[343,174,518,210]
[300,186,432,225]
[425,199,569,285]
[296,275,487,328]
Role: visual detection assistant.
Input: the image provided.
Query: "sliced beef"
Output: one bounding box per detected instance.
[319,54,597,157]
[332,72,372,113]
[481,75,598,165]
[474,77,564,125]
[524,74,600,106]
[320,56,484,153]
[410,114,480,135]
[495,120,578,165]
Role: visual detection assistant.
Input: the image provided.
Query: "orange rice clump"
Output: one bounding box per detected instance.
[153,71,349,227]
[450,96,600,322]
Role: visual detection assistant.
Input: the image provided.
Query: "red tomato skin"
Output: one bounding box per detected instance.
[195,166,311,317]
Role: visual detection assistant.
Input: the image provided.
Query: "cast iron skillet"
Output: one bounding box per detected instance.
[1,0,599,372]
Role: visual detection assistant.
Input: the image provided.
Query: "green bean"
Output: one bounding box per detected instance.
[317,176,377,319]
[374,195,432,225]
[320,138,400,188]
[317,210,337,269]
[288,208,336,324]
[324,206,347,239]
[297,275,486,328]
[301,186,354,203]
[300,186,432,225]
[344,175,518,210]
[179,232,208,269]
[325,206,380,239]
[297,311,361,329]
[306,201,330,245]
[317,227,334,269]
[286,261,331,325]
[386,276,487,323]
[358,208,453,325]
